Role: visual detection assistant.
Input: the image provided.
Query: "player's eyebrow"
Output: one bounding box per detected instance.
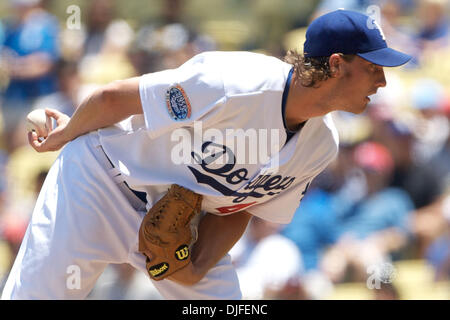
[368,62,380,70]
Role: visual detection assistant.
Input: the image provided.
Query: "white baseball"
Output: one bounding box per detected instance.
[26,109,52,138]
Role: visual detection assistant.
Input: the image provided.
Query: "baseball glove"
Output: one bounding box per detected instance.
[138,184,203,281]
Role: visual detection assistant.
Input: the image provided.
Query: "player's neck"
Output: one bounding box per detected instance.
[284,76,336,128]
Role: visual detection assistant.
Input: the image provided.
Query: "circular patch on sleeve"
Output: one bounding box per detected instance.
[165,85,192,120]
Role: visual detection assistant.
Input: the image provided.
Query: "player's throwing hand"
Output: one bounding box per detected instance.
[27,108,71,153]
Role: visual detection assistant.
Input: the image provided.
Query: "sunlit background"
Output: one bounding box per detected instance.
[0,0,448,300]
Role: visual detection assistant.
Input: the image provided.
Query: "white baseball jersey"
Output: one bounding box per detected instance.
[2,51,339,300]
[99,51,339,224]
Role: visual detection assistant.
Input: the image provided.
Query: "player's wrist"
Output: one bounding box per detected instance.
[190,249,209,280]
[59,119,80,144]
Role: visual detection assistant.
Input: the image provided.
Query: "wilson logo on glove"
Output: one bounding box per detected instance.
[148,262,170,278]
[175,245,190,261]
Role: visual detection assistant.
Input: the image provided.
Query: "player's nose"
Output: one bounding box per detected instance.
[375,68,387,88]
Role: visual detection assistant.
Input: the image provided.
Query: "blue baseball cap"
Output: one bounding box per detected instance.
[304,9,412,67]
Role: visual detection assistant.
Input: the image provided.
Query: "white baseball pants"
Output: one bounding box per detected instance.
[1,131,241,300]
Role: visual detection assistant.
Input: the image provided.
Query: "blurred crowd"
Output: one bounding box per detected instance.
[0,0,449,300]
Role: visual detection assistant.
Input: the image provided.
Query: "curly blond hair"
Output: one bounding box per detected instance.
[284,50,355,87]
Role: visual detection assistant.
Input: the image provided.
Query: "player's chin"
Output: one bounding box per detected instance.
[345,101,368,114]
[358,96,372,112]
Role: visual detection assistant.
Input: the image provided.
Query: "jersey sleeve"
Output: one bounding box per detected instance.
[139,54,226,139]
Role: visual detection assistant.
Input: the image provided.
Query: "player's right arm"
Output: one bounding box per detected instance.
[167,210,253,285]
[28,77,143,152]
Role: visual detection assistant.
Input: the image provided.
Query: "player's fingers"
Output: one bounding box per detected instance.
[45,108,70,125]
[27,131,35,146]
[27,131,43,151]
[44,108,61,119]
[48,113,54,132]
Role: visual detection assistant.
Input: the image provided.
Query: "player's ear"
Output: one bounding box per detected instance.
[328,53,344,78]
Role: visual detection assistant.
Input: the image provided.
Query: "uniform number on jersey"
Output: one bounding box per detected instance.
[216,201,257,214]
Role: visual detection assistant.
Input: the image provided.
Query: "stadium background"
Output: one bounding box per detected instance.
[0,0,448,299]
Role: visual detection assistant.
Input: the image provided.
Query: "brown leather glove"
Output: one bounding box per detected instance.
[138,184,203,281]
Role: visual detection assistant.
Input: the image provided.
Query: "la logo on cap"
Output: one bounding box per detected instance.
[371,19,386,41]
[365,5,386,40]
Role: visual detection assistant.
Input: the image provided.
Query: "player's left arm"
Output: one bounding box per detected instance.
[168,210,253,285]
